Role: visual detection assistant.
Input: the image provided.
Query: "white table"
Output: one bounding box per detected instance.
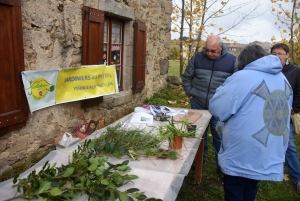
[0,109,211,201]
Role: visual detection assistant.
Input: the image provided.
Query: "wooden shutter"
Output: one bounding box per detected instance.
[132,20,146,93]
[82,6,104,65]
[81,6,104,108]
[0,0,28,134]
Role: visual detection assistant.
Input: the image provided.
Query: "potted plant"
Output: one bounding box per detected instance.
[158,116,197,150]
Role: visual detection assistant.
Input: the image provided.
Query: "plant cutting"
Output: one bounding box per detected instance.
[93,124,170,160]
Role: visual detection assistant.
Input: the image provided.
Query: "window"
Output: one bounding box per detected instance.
[0,0,29,134]
[103,19,123,86]
[82,6,146,107]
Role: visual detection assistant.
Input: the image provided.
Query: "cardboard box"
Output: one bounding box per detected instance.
[173,111,202,124]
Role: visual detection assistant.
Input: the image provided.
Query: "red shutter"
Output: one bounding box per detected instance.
[81,6,104,108]
[132,20,146,93]
[0,1,28,134]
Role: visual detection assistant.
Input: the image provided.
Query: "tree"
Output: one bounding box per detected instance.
[170,44,180,59]
[171,0,260,76]
[271,0,300,66]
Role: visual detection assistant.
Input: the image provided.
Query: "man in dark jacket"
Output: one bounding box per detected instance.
[271,43,300,193]
[182,35,237,171]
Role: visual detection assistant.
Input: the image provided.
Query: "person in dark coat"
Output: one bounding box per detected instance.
[181,35,237,174]
[271,43,300,193]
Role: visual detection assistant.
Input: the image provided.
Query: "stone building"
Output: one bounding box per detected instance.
[0,0,172,176]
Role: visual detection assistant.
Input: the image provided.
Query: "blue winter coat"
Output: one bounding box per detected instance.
[182,44,237,109]
[209,55,293,181]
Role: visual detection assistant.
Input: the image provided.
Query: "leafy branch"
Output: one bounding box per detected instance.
[6,140,161,201]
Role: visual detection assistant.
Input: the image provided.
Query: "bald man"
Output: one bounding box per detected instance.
[182,35,237,177]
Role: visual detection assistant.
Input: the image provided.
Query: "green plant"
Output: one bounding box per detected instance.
[155,116,197,158]
[158,117,196,140]
[93,124,171,160]
[7,140,161,201]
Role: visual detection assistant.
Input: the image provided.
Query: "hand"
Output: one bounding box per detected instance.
[189,96,192,99]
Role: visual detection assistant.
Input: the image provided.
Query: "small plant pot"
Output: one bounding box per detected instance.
[169,136,183,149]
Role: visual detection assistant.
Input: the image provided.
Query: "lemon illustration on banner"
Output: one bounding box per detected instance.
[28,78,55,100]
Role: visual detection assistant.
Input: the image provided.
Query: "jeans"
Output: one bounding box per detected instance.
[190,99,221,167]
[285,122,300,182]
[223,174,260,201]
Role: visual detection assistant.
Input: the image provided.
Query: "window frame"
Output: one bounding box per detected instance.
[104,17,125,91]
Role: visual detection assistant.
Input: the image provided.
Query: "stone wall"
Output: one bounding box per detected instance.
[0,0,172,176]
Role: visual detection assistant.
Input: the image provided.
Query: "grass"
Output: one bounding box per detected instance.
[168,60,182,76]
[144,86,190,108]
[149,85,300,201]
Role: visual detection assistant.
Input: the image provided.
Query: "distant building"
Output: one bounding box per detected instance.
[225,43,247,56]
[225,41,273,56]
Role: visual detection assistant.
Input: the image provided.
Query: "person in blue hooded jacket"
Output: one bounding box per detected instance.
[209,44,293,201]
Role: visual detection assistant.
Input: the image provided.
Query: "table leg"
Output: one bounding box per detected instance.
[194,135,204,182]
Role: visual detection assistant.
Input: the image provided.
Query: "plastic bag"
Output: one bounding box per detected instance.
[58,132,80,148]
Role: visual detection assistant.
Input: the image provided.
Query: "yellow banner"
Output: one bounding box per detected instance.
[56,65,117,103]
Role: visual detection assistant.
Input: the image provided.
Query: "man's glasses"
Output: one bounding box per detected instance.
[272,52,286,56]
[206,49,218,53]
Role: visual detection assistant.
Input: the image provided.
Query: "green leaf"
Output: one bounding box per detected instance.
[49,187,62,196]
[62,167,75,177]
[44,173,54,182]
[49,85,55,92]
[95,168,103,176]
[110,191,116,200]
[38,181,51,193]
[50,162,57,169]
[108,180,116,189]
[125,188,140,193]
[79,159,89,168]
[122,174,139,181]
[62,192,74,199]
[113,175,124,185]
[169,151,177,160]
[116,165,131,171]
[75,183,83,188]
[105,143,111,153]
[13,174,20,184]
[136,194,147,200]
[101,179,109,185]
[38,196,48,201]
[146,198,163,201]
[119,192,130,201]
[94,191,103,198]
[88,163,98,171]
[42,161,49,171]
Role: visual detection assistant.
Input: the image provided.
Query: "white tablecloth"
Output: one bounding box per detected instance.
[0,109,211,201]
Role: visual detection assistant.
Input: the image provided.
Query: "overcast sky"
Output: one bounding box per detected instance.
[171,0,293,44]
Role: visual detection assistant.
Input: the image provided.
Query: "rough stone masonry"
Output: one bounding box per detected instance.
[0,0,172,176]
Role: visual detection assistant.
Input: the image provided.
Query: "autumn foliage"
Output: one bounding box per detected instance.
[271,0,300,66]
